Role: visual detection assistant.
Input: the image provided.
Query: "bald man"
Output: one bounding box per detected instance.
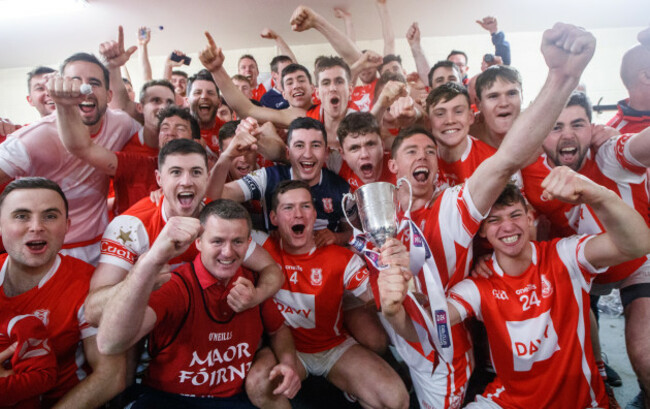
[607,27,650,134]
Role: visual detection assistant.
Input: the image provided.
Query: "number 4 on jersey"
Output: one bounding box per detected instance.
[289,271,298,285]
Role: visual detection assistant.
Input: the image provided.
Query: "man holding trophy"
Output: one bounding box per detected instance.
[246,180,409,409]
[371,23,597,409]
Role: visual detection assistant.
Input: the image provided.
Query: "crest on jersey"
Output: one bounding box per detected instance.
[310,269,323,286]
[33,309,50,326]
[541,274,553,298]
[322,198,334,213]
[348,178,359,189]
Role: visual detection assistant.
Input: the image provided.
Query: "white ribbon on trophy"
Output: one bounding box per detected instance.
[342,178,454,366]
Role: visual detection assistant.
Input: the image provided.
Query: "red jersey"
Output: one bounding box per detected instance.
[200,117,226,157]
[259,235,370,353]
[523,135,649,283]
[0,310,57,409]
[120,128,158,157]
[145,255,284,397]
[449,237,609,408]
[0,254,96,404]
[113,153,158,216]
[437,137,496,188]
[606,99,650,134]
[327,151,396,193]
[251,82,268,102]
[305,102,359,123]
[99,196,200,271]
[350,79,378,112]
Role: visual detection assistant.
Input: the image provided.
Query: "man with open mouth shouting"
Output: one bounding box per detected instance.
[0,52,141,266]
[210,117,352,248]
[245,179,409,409]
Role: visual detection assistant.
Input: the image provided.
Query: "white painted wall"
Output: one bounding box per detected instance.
[1,26,642,126]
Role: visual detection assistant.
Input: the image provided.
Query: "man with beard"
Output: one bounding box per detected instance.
[521,91,650,408]
[187,69,226,157]
[375,24,596,409]
[0,53,141,265]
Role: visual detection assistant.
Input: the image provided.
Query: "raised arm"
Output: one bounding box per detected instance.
[100,26,139,119]
[199,32,297,127]
[375,0,395,55]
[260,28,298,63]
[477,16,511,66]
[162,49,186,81]
[137,26,153,81]
[541,166,650,268]
[406,23,431,84]
[290,5,363,66]
[333,7,355,42]
[48,76,118,176]
[467,23,596,215]
[97,217,200,355]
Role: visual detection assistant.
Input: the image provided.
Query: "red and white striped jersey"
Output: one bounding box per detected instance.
[449,237,609,409]
[523,135,649,283]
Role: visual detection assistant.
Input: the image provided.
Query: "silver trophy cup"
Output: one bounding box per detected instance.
[342,178,412,247]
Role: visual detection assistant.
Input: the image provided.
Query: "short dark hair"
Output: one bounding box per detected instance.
[139,79,175,103]
[157,106,200,140]
[60,53,110,89]
[287,117,327,146]
[390,126,436,159]
[314,56,351,84]
[447,50,468,63]
[566,91,593,122]
[281,63,313,88]
[337,112,381,147]
[218,120,241,150]
[426,82,470,113]
[492,183,527,210]
[0,177,68,217]
[27,66,55,92]
[427,60,461,88]
[271,55,293,73]
[199,199,252,234]
[171,70,188,79]
[270,180,312,212]
[379,54,402,72]
[158,138,207,168]
[475,65,522,101]
[187,69,220,97]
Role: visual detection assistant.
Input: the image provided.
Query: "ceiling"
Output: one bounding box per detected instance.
[0,0,648,70]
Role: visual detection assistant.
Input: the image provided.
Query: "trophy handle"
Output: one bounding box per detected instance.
[341,192,356,230]
[397,177,413,215]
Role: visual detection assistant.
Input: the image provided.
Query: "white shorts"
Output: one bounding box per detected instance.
[464,395,504,409]
[297,336,357,377]
[591,263,650,295]
[379,314,471,409]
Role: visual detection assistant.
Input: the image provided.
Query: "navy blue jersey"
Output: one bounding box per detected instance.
[237,164,350,231]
